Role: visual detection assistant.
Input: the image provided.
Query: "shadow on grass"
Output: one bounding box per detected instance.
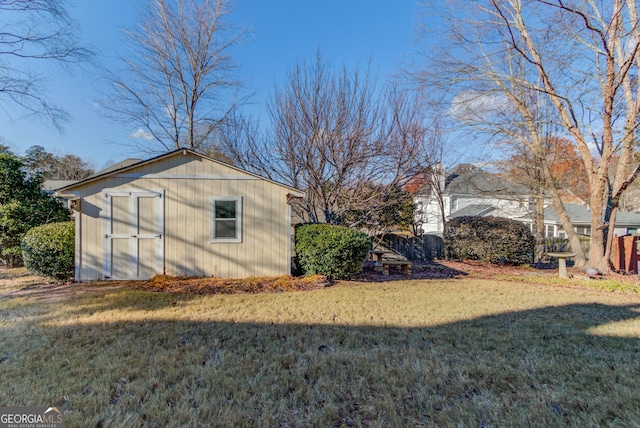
[1,295,640,427]
[353,260,468,282]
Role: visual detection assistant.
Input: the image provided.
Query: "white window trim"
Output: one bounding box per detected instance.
[210,196,242,243]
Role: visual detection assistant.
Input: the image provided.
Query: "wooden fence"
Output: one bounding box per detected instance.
[536,236,590,259]
[380,233,445,261]
[382,234,592,263]
[611,235,640,274]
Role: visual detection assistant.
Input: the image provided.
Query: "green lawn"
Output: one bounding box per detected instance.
[1,273,640,427]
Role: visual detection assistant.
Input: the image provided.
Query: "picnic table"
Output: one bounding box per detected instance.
[369,250,385,262]
[546,252,576,279]
[370,249,412,276]
[373,260,413,276]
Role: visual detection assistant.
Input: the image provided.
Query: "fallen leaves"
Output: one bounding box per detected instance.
[134,274,331,295]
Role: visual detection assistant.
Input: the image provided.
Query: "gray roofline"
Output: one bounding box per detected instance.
[55,149,304,196]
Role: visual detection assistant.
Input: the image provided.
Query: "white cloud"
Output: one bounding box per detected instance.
[130,128,154,140]
[449,92,509,122]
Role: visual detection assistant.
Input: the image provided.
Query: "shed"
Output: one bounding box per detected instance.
[56,149,304,281]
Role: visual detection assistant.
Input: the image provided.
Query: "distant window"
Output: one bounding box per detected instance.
[573,225,590,236]
[545,224,556,238]
[211,197,242,243]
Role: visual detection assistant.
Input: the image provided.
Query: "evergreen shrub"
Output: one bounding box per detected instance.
[21,221,74,281]
[295,224,371,279]
[444,216,534,265]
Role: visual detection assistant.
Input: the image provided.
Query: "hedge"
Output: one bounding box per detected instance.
[444,216,534,265]
[295,224,371,280]
[21,221,74,281]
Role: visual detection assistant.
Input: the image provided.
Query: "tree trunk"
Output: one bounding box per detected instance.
[539,155,587,266]
[533,186,545,263]
[603,207,618,271]
[588,176,608,272]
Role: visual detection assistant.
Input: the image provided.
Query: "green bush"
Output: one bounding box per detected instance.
[295,224,371,279]
[444,216,534,265]
[21,222,74,281]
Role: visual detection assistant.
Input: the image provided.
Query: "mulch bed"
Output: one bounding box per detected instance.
[133,274,331,295]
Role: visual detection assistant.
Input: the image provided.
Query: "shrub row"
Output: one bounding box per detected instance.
[444,216,534,265]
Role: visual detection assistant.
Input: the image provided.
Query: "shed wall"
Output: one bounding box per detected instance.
[69,153,292,280]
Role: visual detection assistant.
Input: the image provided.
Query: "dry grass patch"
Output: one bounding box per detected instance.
[498,272,640,294]
[1,273,640,427]
[0,267,45,292]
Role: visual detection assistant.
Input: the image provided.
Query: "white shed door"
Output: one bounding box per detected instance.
[103,190,164,280]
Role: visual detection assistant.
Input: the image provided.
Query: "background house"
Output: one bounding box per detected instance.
[414,163,640,241]
[413,164,533,235]
[519,204,640,238]
[56,149,303,281]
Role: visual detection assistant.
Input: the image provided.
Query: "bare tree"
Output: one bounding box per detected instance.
[104,0,246,153]
[416,0,640,271]
[407,124,449,236]
[23,145,94,180]
[492,92,589,262]
[223,53,427,227]
[0,0,90,129]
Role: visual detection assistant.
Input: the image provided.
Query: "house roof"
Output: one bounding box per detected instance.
[55,149,304,196]
[45,159,143,192]
[523,204,640,227]
[449,204,495,218]
[444,164,528,196]
[43,180,78,193]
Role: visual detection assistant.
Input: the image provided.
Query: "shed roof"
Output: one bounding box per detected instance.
[43,180,78,193]
[94,158,143,175]
[55,149,304,196]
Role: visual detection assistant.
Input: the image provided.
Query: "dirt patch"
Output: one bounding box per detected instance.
[0,268,132,303]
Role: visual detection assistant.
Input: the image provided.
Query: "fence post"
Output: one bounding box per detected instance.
[408,238,415,260]
[636,238,640,280]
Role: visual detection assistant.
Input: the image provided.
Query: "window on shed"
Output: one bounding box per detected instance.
[211,197,242,243]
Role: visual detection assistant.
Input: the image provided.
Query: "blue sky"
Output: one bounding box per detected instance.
[0,1,421,169]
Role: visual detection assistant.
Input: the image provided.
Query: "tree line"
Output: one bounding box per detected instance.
[2,0,640,273]
[0,145,94,264]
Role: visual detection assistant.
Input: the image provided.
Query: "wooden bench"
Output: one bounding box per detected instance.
[374,260,412,276]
